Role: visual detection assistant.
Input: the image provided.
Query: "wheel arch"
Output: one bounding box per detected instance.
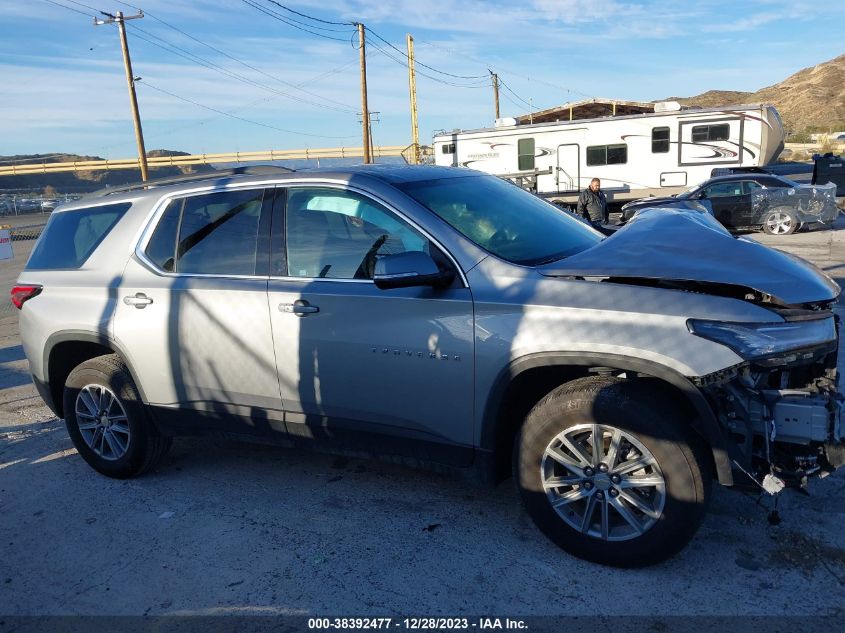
[43,331,148,419]
[478,352,735,486]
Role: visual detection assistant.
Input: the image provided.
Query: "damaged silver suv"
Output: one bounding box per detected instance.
[13,165,845,567]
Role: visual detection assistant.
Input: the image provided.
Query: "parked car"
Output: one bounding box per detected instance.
[621,173,838,234]
[13,166,845,567]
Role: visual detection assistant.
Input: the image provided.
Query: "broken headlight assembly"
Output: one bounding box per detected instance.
[687,317,836,362]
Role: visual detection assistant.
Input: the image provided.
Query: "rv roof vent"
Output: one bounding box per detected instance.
[654,101,682,113]
[495,117,518,127]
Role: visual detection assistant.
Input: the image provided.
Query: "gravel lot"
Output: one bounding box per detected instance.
[2,213,845,619]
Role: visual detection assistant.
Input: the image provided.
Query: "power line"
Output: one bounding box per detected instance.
[241,0,355,42]
[38,0,95,18]
[138,81,358,139]
[96,60,359,155]
[112,1,356,112]
[366,27,488,80]
[416,38,593,100]
[367,40,487,89]
[59,0,105,13]
[126,24,357,114]
[497,77,533,109]
[264,0,353,27]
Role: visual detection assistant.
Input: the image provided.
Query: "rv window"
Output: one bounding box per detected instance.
[586,144,628,166]
[692,124,730,143]
[652,127,670,153]
[441,143,456,155]
[607,144,627,165]
[518,138,535,171]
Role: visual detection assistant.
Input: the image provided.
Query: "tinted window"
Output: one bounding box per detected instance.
[145,200,181,272]
[398,175,602,265]
[26,202,130,270]
[285,187,430,280]
[692,124,730,142]
[176,189,264,275]
[652,127,670,153]
[743,181,763,194]
[518,138,535,170]
[586,144,627,166]
[703,182,743,198]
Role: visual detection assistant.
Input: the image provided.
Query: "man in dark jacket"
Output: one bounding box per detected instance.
[576,178,608,226]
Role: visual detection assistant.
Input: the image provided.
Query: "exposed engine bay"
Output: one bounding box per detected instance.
[695,325,844,489]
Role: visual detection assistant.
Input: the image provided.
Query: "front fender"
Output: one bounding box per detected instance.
[479,351,738,485]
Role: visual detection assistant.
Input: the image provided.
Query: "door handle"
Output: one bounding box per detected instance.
[279,300,319,317]
[123,293,153,309]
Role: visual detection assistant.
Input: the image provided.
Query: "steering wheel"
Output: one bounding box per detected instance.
[488,229,515,250]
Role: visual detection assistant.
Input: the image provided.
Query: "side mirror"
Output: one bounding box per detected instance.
[697,191,707,199]
[373,251,455,290]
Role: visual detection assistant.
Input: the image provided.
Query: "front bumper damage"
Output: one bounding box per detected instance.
[696,338,845,488]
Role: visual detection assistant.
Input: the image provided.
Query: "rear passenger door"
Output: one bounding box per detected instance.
[267,185,475,465]
[113,186,285,436]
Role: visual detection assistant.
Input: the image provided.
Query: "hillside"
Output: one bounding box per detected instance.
[0,150,214,193]
[668,53,845,134]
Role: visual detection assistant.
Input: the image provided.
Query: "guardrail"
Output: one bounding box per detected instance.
[0,146,410,177]
[785,142,845,152]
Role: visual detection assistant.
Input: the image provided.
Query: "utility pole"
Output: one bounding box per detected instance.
[406,34,419,165]
[94,10,149,182]
[357,23,372,164]
[489,70,500,121]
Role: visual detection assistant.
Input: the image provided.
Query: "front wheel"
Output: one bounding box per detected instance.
[761,207,799,235]
[514,376,711,567]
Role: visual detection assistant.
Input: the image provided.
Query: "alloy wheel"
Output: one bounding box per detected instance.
[75,384,131,461]
[541,423,666,541]
[766,212,793,234]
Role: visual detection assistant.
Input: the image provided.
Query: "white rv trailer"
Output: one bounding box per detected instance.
[432,103,784,205]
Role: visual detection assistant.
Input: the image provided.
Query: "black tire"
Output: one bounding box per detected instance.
[761,207,798,235]
[514,376,711,567]
[63,354,171,478]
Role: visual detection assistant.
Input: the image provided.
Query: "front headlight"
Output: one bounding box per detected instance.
[687,317,836,360]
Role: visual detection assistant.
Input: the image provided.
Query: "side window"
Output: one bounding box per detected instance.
[652,127,670,153]
[743,181,763,194]
[692,124,730,143]
[145,189,264,275]
[518,138,535,170]
[26,202,131,270]
[145,199,181,272]
[586,144,627,166]
[285,187,430,280]
[703,182,742,198]
[441,143,456,154]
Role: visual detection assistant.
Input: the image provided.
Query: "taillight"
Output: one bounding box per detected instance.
[10,285,42,309]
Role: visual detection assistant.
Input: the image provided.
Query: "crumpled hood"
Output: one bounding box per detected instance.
[539,208,840,305]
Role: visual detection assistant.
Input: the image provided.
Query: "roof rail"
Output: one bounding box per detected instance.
[87,165,296,198]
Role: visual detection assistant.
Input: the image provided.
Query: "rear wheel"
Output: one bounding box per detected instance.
[514,376,711,567]
[63,354,171,478]
[761,207,798,235]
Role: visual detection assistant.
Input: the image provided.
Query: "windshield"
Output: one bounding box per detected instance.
[678,184,701,198]
[398,175,602,265]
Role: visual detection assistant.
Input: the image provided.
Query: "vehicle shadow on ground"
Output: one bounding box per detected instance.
[3,421,845,615]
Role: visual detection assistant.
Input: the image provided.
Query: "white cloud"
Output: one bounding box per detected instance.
[701,11,782,32]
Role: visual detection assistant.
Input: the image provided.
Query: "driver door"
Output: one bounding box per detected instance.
[266,185,475,464]
[702,181,745,228]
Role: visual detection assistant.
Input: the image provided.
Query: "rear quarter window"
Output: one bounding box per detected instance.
[25,202,131,270]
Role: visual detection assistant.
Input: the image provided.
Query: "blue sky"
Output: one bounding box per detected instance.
[1,0,842,159]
